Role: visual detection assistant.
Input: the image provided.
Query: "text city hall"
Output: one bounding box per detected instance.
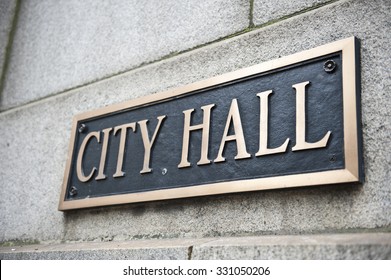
[76,81,332,182]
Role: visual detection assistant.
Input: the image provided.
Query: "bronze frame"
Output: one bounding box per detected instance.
[59,37,362,211]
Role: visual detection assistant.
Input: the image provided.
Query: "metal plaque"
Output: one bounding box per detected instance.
[59,37,363,211]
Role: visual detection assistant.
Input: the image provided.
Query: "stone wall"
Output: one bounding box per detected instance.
[0,0,390,259]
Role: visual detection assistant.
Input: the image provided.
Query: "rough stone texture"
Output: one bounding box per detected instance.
[0,0,17,84]
[0,0,250,111]
[253,0,331,26]
[0,238,196,260]
[0,247,187,260]
[1,233,390,260]
[191,233,391,260]
[0,0,390,246]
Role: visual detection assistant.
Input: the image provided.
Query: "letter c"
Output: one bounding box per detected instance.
[76,131,100,182]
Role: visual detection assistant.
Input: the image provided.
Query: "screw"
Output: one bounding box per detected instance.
[78,124,86,133]
[69,186,78,196]
[324,60,336,73]
[161,168,168,175]
[329,154,336,162]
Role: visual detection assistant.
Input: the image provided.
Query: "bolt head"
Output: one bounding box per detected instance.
[69,186,78,196]
[324,60,337,73]
[78,124,86,133]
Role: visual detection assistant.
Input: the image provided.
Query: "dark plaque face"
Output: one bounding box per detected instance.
[59,37,363,210]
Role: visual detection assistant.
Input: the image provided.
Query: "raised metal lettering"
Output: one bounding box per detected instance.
[215,99,251,162]
[76,131,100,182]
[178,104,215,168]
[292,81,331,151]
[95,127,113,180]
[138,115,166,174]
[113,122,136,177]
[256,90,289,156]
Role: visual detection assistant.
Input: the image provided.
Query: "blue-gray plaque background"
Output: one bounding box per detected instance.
[65,53,344,201]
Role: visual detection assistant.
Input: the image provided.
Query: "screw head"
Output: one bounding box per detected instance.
[161,168,168,175]
[69,186,78,196]
[329,154,337,162]
[78,124,86,133]
[324,60,337,73]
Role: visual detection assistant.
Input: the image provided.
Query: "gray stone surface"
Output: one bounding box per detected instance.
[0,238,196,260]
[253,0,331,26]
[1,233,390,259]
[0,0,250,111]
[192,233,391,259]
[0,0,390,244]
[0,0,17,86]
[0,247,186,260]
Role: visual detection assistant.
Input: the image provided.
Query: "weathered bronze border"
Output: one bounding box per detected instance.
[59,37,362,211]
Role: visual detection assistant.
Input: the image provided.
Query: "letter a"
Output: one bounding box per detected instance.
[215,99,251,162]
